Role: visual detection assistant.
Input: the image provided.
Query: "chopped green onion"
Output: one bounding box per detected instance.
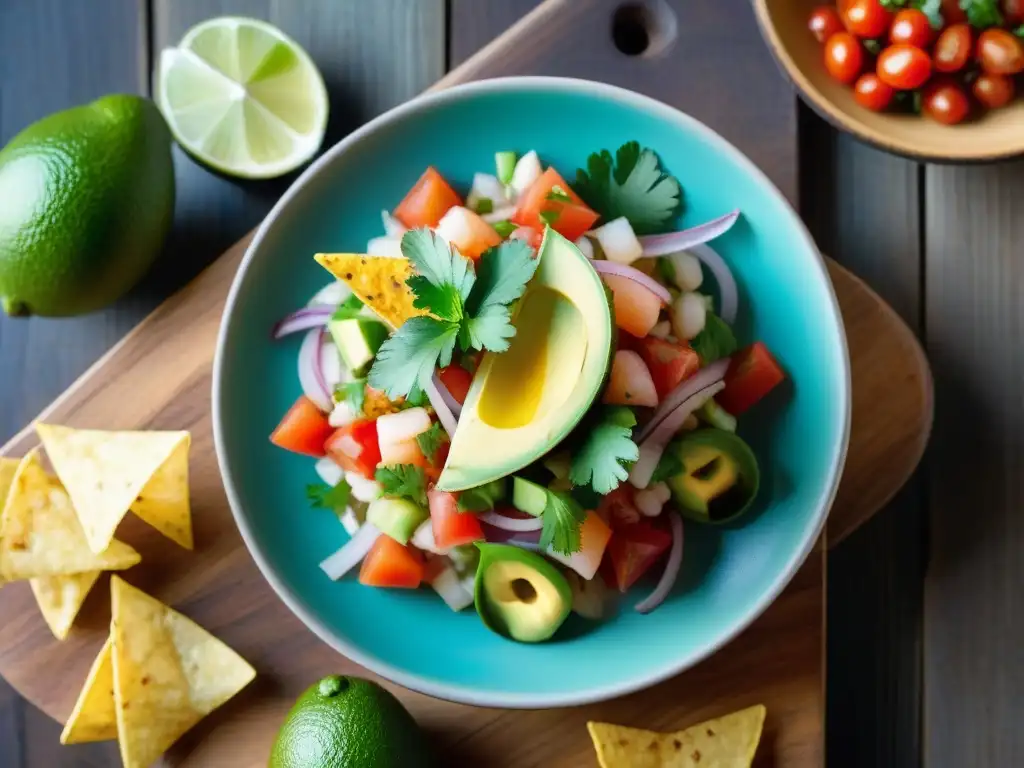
[493,220,518,238]
[495,151,517,185]
[474,197,494,215]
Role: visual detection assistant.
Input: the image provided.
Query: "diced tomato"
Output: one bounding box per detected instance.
[604,350,658,407]
[603,521,674,593]
[429,490,485,549]
[549,512,612,580]
[270,396,335,457]
[325,419,382,479]
[393,167,463,229]
[717,342,786,416]
[512,167,599,241]
[598,486,642,529]
[359,535,425,588]
[602,274,663,338]
[438,365,473,405]
[634,336,701,399]
[435,206,502,261]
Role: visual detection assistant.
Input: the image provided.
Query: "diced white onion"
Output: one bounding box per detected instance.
[379,438,425,466]
[329,401,357,428]
[430,564,475,611]
[466,173,509,211]
[509,150,542,197]
[635,482,671,517]
[670,292,707,341]
[319,523,380,581]
[366,235,403,258]
[345,471,382,503]
[649,320,671,339]
[339,507,361,536]
[667,251,704,291]
[412,520,447,555]
[434,206,475,249]
[376,408,431,446]
[481,205,517,224]
[574,235,595,260]
[594,217,643,265]
[307,281,351,308]
[315,457,344,487]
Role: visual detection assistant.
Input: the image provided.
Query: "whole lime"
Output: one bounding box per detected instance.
[269,675,433,768]
[0,94,175,317]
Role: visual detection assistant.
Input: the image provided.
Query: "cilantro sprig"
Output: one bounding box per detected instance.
[416,422,449,463]
[690,311,738,365]
[538,488,588,556]
[574,141,682,234]
[368,230,539,399]
[880,0,943,27]
[375,464,428,506]
[569,407,640,495]
[307,480,351,512]
[334,379,366,414]
[959,0,1003,28]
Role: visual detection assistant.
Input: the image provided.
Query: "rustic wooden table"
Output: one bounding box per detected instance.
[0,1,1017,767]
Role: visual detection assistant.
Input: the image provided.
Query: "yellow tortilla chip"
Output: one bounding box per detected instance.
[36,425,192,552]
[60,638,118,744]
[314,254,427,329]
[587,705,766,768]
[110,576,256,768]
[0,450,140,580]
[0,457,17,504]
[30,571,101,640]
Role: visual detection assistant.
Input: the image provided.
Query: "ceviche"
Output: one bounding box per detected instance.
[269,145,786,643]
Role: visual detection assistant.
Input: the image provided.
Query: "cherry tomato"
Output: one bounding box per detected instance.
[923,80,971,125]
[890,9,933,48]
[977,29,1024,75]
[825,32,866,84]
[877,43,933,89]
[1003,0,1024,24]
[808,5,845,43]
[853,73,896,110]
[933,24,973,73]
[843,0,892,38]
[941,0,968,24]
[972,72,1016,109]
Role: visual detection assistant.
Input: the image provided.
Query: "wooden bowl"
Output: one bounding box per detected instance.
[753,0,1024,162]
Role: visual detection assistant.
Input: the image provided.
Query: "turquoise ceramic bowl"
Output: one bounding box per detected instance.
[213,77,850,708]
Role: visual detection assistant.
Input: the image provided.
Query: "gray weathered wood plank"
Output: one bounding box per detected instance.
[924,161,1024,768]
[800,109,925,768]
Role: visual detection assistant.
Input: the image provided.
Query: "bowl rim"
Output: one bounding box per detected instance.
[750,0,1024,164]
[212,75,852,708]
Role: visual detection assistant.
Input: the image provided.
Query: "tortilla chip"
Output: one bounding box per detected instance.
[314,254,427,329]
[0,457,17,503]
[60,638,118,744]
[587,705,766,768]
[110,576,256,768]
[0,450,140,580]
[36,425,192,552]
[30,571,101,640]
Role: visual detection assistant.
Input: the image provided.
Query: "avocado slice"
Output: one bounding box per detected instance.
[366,498,428,544]
[436,229,614,491]
[474,543,572,643]
[666,429,760,524]
[329,316,388,374]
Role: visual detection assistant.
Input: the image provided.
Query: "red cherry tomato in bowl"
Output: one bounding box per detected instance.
[923,80,971,125]
[972,73,1016,109]
[825,32,865,84]
[877,43,932,89]
[977,29,1024,76]
[842,0,892,38]
[933,24,973,73]
[808,5,845,43]
[853,73,895,111]
[941,0,968,23]
[890,9,933,48]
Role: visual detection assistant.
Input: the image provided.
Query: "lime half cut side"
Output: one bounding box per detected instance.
[157,17,328,179]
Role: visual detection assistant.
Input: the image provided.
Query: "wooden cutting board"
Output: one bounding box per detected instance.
[0,1,932,765]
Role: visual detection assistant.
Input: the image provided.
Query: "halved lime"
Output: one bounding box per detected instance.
[157,17,328,179]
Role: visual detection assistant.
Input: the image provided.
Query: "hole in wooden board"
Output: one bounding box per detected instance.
[611,0,677,59]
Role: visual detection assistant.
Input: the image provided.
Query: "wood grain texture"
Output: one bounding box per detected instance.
[924,161,1024,767]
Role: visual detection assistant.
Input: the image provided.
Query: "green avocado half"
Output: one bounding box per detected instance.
[666,429,760,524]
[474,543,572,643]
[435,228,614,491]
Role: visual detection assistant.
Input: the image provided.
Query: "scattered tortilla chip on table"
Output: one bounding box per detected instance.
[36,424,192,552]
[60,638,118,745]
[30,571,102,640]
[587,704,766,768]
[314,253,427,329]
[0,450,140,581]
[110,575,256,768]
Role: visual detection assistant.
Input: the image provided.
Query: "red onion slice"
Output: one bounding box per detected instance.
[637,359,731,444]
[272,306,334,339]
[432,372,463,419]
[638,210,741,258]
[480,510,543,532]
[690,243,738,325]
[481,523,542,549]
[319,523,381,580]
[634,513,683,614]
[298,328,333,411]
[630,381,726,488]
[590,260,672,305]
[424,376,458,439]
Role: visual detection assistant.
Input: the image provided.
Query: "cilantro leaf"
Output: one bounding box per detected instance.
[493,220,517,238]
[331,294,365,321]
[416,422,449,462]
[569,406,640,494]
[539,489,588,556]
[1015,23,1024,36]
[880,0,943,26]
[402,228,476,322]
[460,304,515,352]
[574,142,682,235]
[690,311,737,365]
[368,316,458,399]
[466,239,539,316]
[403,385,429,408]
[959,0,1003,27]
[457,479,505,512]
[649,450,683,484]
[375,464,428,506]
[307,480,351,512]
[333,379,366,414]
